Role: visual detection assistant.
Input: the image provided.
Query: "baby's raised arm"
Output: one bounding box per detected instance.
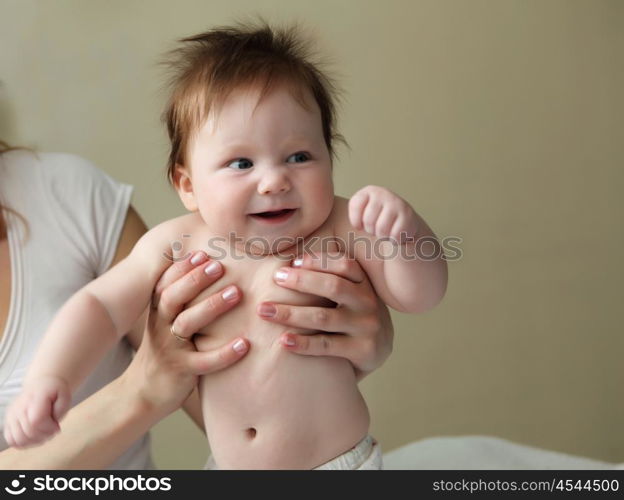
[4,221,177,448]
[334,187,448,314]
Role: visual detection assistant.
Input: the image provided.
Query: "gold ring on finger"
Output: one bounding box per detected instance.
[170,324,190,342]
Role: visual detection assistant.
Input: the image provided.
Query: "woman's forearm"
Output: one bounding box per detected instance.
[0,374,159,469]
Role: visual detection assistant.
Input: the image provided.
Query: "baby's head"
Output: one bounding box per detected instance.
[162,21,345,255]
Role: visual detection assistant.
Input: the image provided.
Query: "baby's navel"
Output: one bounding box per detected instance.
[245,427,257,440]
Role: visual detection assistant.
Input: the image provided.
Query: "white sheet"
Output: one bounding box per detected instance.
[383,436,622,470]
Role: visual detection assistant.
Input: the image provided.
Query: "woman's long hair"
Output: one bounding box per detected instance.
[0,140,29,237]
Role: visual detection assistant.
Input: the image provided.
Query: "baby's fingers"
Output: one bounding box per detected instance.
[4,400,28,447]
[374,207,398,239]
[27,392,61,436]
[52,388,71,424]
[348,189,369,230]
[3,418,18,448]
[12,407,49,448]
[361,198,383,235]
[6,417,29,448]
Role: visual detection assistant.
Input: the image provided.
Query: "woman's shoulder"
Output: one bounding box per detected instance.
[3,150,121,189]
[3,149,90,170]
[40,152,117,186]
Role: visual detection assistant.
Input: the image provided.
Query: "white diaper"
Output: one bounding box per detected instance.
[204,435,383,470]
[314,435,383,470]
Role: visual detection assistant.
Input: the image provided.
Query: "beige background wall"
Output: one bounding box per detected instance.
[1,0,622,468]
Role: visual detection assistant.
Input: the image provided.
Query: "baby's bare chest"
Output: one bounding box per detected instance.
[188,226,338,349]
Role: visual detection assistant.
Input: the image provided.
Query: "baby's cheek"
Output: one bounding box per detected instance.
[199,206,240,237]
[308,183,335,222]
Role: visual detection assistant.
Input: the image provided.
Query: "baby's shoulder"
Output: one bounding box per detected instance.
[148,212,203,240]
[130,212,204,264]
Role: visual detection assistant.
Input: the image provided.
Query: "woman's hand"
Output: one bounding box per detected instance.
[0,252,248,469]
[127,251,249,419]
[257,253,393,380]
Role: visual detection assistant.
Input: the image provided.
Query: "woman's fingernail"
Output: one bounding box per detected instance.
[233,339,247,353]
[191,252,208,266]
[205,261,221,275]
[222,286,238,302]
[281,334,297,347]
[258,303,276,318]
[291,258,303,267]
[274,269,289,282]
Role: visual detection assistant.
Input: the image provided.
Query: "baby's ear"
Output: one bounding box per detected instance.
[172,164,198,211]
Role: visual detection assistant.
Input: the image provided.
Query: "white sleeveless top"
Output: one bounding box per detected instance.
[0,150,153,469]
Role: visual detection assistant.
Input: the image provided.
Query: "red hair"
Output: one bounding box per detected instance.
[161,19,347,183]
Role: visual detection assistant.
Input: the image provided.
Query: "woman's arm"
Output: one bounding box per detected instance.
[0,258,248,468]
[0,208,248,468]
[4,209,184,447]
[258,252,394,381]
[116,208,205,431]
[0,314,247,469]
[0,371,163,469]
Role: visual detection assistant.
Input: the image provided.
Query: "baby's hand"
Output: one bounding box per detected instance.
[3,376,71,448]
[348,185,419,244]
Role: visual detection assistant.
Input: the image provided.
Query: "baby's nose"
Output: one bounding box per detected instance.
[257,168,291,195]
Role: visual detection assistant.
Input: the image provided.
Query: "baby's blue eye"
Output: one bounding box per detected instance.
[286,152,310,164]
[227,158,253,170]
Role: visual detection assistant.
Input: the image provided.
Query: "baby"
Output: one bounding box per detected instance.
[4,22,447,469]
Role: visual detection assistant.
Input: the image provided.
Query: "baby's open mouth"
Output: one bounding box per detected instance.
[251,209,294,218]
[249,208,296,222]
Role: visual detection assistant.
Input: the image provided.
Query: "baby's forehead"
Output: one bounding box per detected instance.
[201,83,320,135]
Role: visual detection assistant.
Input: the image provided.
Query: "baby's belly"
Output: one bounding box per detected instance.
[193,291,370,469]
